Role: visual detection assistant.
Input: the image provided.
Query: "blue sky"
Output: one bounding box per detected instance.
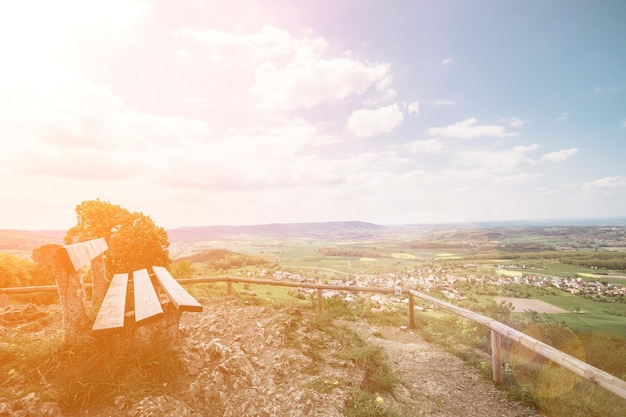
[0,0,625,230]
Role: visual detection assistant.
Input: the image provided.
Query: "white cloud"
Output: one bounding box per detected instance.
[176,25,312,63]
[442,58,451,65]
[252,55,389,111]
[508,117,527,127]
[0,64,209,181]
[493,172,542,186]
[556,112,569,121]
[427,117,517,139]
[176,49,189,61]
[455,144,538,172]
[621,120,626,128]
[583,176,626,192]
[362,88,397,107]
[346,104,404,137]
[433,99,456,106]
[404,139,444,153]
[406,101,420,115]
[177,25,391,111]
[375,76,393,92]
[542,148,578,162]
[0,0,149,64]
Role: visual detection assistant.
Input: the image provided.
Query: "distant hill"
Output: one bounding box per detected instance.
[0,222,386,252]
[0,230,65,251]
[176,249,270,269]
[3,218,625,252]
[167,221,386,242]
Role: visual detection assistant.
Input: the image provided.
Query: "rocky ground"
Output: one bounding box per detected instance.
[0,297,542,417]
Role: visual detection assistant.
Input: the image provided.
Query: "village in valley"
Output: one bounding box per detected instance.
[252,264,626,308]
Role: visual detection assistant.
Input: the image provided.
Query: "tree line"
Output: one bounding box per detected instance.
[177,249,269,271]
[318,247,380,258]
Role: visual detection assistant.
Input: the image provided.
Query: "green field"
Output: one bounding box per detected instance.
[504,265,626,286]
[237,283,311,304]
[506,263,603,278]
[532,291,626,337]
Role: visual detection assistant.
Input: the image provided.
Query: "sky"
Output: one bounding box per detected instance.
[1,0,625,230]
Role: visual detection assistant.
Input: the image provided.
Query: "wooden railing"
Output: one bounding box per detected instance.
[404,288,626,401]
[0,284,93,306]
[3,276,626,401]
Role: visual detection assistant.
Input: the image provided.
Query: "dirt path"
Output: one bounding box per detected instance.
[171,297,542,417]
[347,321,541,417]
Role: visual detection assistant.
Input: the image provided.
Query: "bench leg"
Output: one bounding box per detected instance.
[133,302,182,346]
[33,244,91,345]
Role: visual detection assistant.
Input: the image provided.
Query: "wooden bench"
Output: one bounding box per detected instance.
[40,237,202,344]
[92,266,203,337]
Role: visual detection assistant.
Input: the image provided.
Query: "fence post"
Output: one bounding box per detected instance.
[227,278,232,296]
[317,288,323,312]
[0,292,7,308]
[491,330,502,383]
[408,293,415,329]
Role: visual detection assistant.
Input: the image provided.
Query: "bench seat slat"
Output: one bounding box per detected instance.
[133,268,164,325]
[92,273,128,336]
[152,266,203,312]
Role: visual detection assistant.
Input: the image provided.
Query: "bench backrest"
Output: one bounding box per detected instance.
[56,238,108,274]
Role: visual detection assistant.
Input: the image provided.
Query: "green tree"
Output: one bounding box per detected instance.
[64,200,171,274]
[0,252,55,287]
[169,260,195,278]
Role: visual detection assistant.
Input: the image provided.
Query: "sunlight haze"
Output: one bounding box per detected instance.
[1,0,625,230]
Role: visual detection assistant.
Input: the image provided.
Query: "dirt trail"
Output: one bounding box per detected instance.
[172,297,541,417]
[347,321,541,417]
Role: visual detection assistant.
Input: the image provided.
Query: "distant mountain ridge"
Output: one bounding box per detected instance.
[167,221,385,241]
[2,217,625,251]
[0,230,65,251]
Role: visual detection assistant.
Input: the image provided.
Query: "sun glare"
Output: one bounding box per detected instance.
[0,0,148,65]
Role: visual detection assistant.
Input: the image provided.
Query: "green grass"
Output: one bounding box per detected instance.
[275,296,418,416]
[496,269,523,277]
[532,292,626,337]
[235,283,312,303]
[465,279,626,338]
[343,389,422,417]
[185,282,229,298]
[414,310,626,417]
[506,262,610,278]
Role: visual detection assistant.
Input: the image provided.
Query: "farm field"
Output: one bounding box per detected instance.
[494,297,568,313]
[532,291,626,337]
[504,264,611,279]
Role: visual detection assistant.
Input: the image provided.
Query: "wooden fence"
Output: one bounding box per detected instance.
[3,276,626,401]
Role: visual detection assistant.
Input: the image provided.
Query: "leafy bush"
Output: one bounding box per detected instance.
[0,253,55,287]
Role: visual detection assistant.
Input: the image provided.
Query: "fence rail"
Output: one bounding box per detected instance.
[3,276,626,400]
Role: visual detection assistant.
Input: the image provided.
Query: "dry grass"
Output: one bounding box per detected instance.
[0,332,184,412]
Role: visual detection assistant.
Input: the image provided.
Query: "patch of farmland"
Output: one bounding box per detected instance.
[494,297,569,313]
[496,269,523,277]
[391,252,416,259]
